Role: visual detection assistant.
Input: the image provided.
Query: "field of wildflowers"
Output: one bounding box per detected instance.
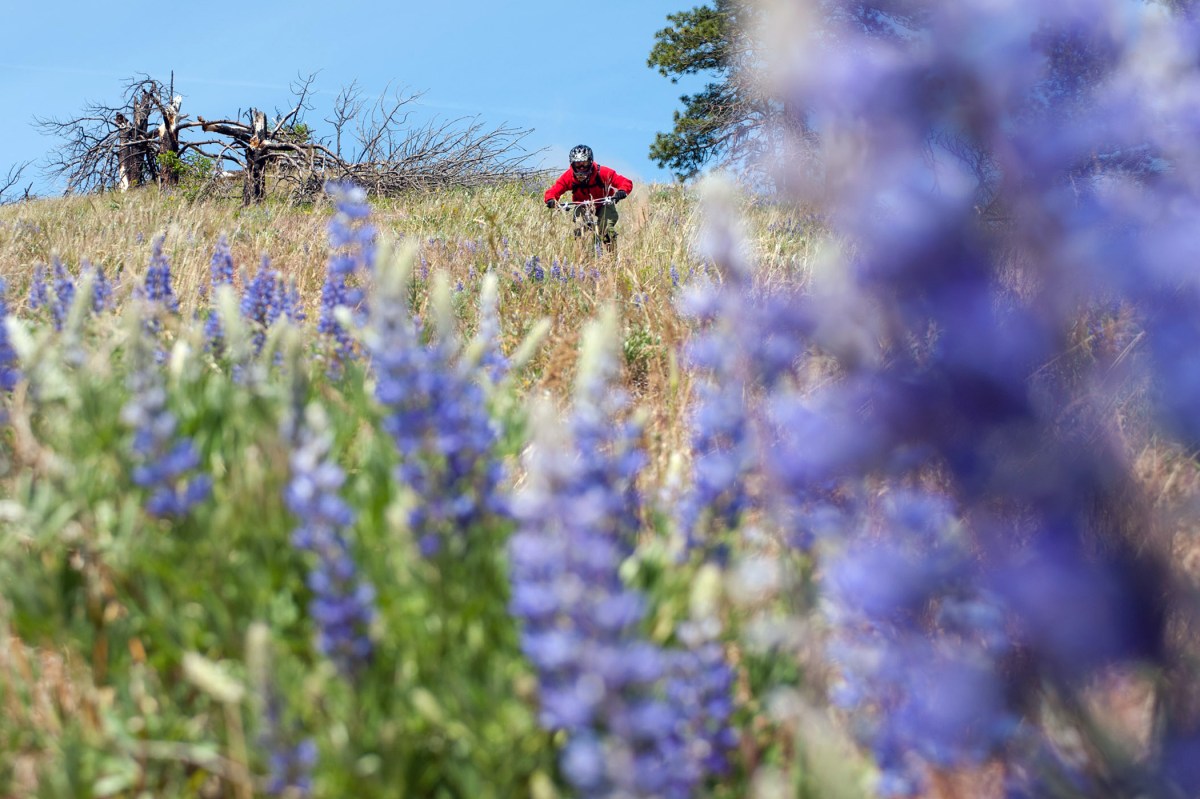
[7,1,1200,798]
[0,172,817,799]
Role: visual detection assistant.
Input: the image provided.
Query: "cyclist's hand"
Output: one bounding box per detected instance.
[545,199,556,209]
[614,190,628,202]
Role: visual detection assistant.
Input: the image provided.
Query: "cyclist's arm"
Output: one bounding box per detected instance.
[602,166,633,196]
[544,169,574,203]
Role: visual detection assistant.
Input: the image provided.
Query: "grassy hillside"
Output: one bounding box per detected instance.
[0,181,816,483]
[0,182,834,799]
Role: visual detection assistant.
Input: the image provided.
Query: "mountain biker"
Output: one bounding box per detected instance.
[544,144,633,253]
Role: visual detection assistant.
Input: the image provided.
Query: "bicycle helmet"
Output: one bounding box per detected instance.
[570,145,595,181]
[569,144,594,168]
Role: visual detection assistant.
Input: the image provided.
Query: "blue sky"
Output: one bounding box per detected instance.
[1,1,705,197]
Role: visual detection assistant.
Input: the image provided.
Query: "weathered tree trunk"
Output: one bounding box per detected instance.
[134,91,155,183]
[115,91,154,191]
[115,112,137,192]
[156,95,184,186]
[243,109,269,205]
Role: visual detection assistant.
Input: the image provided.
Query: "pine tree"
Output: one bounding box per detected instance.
[648,1,780,181]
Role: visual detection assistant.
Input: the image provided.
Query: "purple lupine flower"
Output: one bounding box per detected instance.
[524,255,545,282]
[473,274,508,385]
[85,260,114,313]
[204,236,237,352]
[677,378,753,541]
[509,312,731,798]
[141,236,179,314]
[27,265,48,312]
[0,279,19,392]
[682,0,1200,792]
[284,403,375,677]
[264,735,317,798]
[210,234,236,292]
[249,625,316,798]
[666,623,739,779]
[366,271,506,556]
[277,278,305,325]
[317,265,359,365]
[121,310,211,518]
[674,186,810,559]
[50,258,75,331]
[325,182,376,272]
[317,184,374,367]
[241,256,286,355]
[818,492,1017,794]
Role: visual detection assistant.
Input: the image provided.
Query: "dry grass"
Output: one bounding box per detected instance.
[0,631,107,798]
[0,181,819,491]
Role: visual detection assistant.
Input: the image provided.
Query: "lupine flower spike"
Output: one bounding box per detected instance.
[0,279,19,392]
[120,303,211,517]
[318,183,375,367]
[142,236,179,314]
[204,235,236,351]
[509,308,734,798]
[241,255,286,356]
[283,401,376,677]
[365,241,506,557]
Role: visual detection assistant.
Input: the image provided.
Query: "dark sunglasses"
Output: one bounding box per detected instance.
[572,163,592,174]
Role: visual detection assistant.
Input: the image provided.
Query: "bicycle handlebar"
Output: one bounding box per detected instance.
[555,196,617,209]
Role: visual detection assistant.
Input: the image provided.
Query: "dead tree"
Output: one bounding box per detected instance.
[36,76,201,193]
[39,73,545,203]
[197,106,333,206]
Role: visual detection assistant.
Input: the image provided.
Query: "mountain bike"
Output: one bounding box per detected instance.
[552,196,619,256]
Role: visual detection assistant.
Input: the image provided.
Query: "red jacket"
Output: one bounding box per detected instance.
[544,164,633,203]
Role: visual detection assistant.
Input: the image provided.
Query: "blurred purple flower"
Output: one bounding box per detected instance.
[27,265,48,312]
[121,314,210,518]
[318,183,374,367]
[0,279,19,392]
[240,255,290,355]
[141,236,179,314]
[509,315,735,798]
[367,290,505,555]
[85,260,113,313]
[284,403,375,677]
[204,236,236,351]
[682,0,1200,791]
[50,258,75,331]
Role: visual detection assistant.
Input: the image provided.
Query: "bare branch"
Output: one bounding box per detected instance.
[325,81,366,159]
[271,72,318,138]
[0,161,32,204]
